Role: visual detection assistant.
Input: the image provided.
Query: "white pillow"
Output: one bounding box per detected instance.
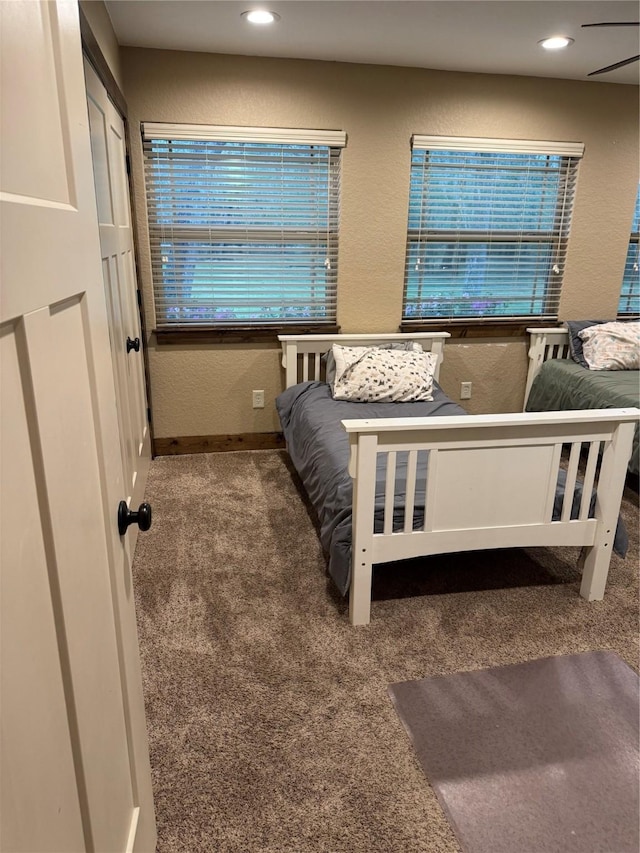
[578,321,640,371]
[323,340,423,386]
[331,344,438,402]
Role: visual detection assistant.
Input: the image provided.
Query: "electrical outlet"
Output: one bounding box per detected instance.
[252,390,265,409]
[460,381,472,400]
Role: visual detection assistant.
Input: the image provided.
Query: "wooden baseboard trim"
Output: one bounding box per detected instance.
[153,431,285,456]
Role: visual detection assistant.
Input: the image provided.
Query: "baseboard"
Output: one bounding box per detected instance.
[153,431,285,456]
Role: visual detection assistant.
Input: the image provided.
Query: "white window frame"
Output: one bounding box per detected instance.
[618,186,639,318]
[402,136,584,324]
[142,123,346,331]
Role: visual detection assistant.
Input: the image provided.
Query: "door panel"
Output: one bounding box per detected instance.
[22,301,135,851]
[85,58,151,519]
[0,1,71,203]
[0,320,86,853]
[0,3,155,851]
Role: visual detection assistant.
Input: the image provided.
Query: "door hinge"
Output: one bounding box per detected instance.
[147,407,152,425]
[137,289,142,308]
[125,152,131,176]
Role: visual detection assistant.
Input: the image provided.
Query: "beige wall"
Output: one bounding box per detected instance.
[79,0,123,90]
[121,48,639,438]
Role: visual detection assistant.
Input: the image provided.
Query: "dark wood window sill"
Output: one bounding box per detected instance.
[154,324,341,345]
[153,320,562,344]
[400,319,563,339]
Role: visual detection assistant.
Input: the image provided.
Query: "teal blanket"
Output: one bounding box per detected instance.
[526,359,639,477]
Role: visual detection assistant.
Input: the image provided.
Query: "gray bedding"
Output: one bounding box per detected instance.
[277,381,628,596]
[276,381,467,594]
[526,359,640,477]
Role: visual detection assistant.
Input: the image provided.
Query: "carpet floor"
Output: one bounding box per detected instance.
[132,450,639,853]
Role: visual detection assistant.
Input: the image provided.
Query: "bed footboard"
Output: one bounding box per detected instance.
[343,408,638,625]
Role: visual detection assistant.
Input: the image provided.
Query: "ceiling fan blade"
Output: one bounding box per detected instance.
[588,54,640,75]
[581,22,640,27]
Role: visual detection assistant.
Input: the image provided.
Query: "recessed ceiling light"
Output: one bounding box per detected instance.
[538,36,574,50]
[242,10,280,25]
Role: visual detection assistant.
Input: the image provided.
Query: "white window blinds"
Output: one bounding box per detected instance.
[142,124,346,328]
[403,136,584,322]
[618,187,639,317]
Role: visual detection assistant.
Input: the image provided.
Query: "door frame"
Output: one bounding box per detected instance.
[79,4,155,453]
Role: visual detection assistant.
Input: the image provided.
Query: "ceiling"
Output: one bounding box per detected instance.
[106,1,640,84]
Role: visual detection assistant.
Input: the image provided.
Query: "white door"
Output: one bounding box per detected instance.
[84,57,151,529]
[0,2,156,852]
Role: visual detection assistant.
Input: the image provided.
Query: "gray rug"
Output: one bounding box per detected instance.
[389,651,640,853]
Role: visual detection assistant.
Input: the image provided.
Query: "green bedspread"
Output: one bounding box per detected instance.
[526,359,639,477]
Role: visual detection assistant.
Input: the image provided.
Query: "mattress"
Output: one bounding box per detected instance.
[526,359,639,476]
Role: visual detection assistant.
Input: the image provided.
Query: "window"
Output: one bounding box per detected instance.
[403,136,584,322]
[142,123,345,329]
[618,187,639,317]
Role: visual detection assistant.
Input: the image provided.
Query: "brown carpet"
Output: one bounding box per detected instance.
[132,450,639,853]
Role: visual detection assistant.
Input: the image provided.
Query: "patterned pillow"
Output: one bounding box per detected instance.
[331,344,438,402]
[323,340,423,386]
[578,321,640,370]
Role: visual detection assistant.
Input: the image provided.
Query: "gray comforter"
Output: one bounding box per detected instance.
[277,381,466,594]
[277,381,628,596]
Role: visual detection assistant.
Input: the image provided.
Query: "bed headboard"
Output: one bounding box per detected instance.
[524,327,570,409]
[278,332,451,388]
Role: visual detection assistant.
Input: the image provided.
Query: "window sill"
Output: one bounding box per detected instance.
[400,319,562,339]
[154,323,341,345]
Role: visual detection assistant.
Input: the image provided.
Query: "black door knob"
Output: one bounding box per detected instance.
[118,501,152,536]
[126,336,141,353]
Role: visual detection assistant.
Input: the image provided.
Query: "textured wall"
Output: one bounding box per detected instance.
[121,48,639,438]
[79,0,123,89]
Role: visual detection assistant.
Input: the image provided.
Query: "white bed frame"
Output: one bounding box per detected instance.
[279,333,638,625]
[524,327,571,409]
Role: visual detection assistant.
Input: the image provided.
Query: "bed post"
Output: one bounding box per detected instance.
[348,432,378,626]
[579,420,636,600]
[524,328,570,410]
[430,336,446,382]
[524,330,548,409]
[281,339,299,388]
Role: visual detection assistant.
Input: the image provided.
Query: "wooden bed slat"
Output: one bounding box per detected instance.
[403,451,418,533]
[423,449,439,533]
[544,444,563,522]
[383,452,396,536]
[580,441,601,520]
[561,442,582,522]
